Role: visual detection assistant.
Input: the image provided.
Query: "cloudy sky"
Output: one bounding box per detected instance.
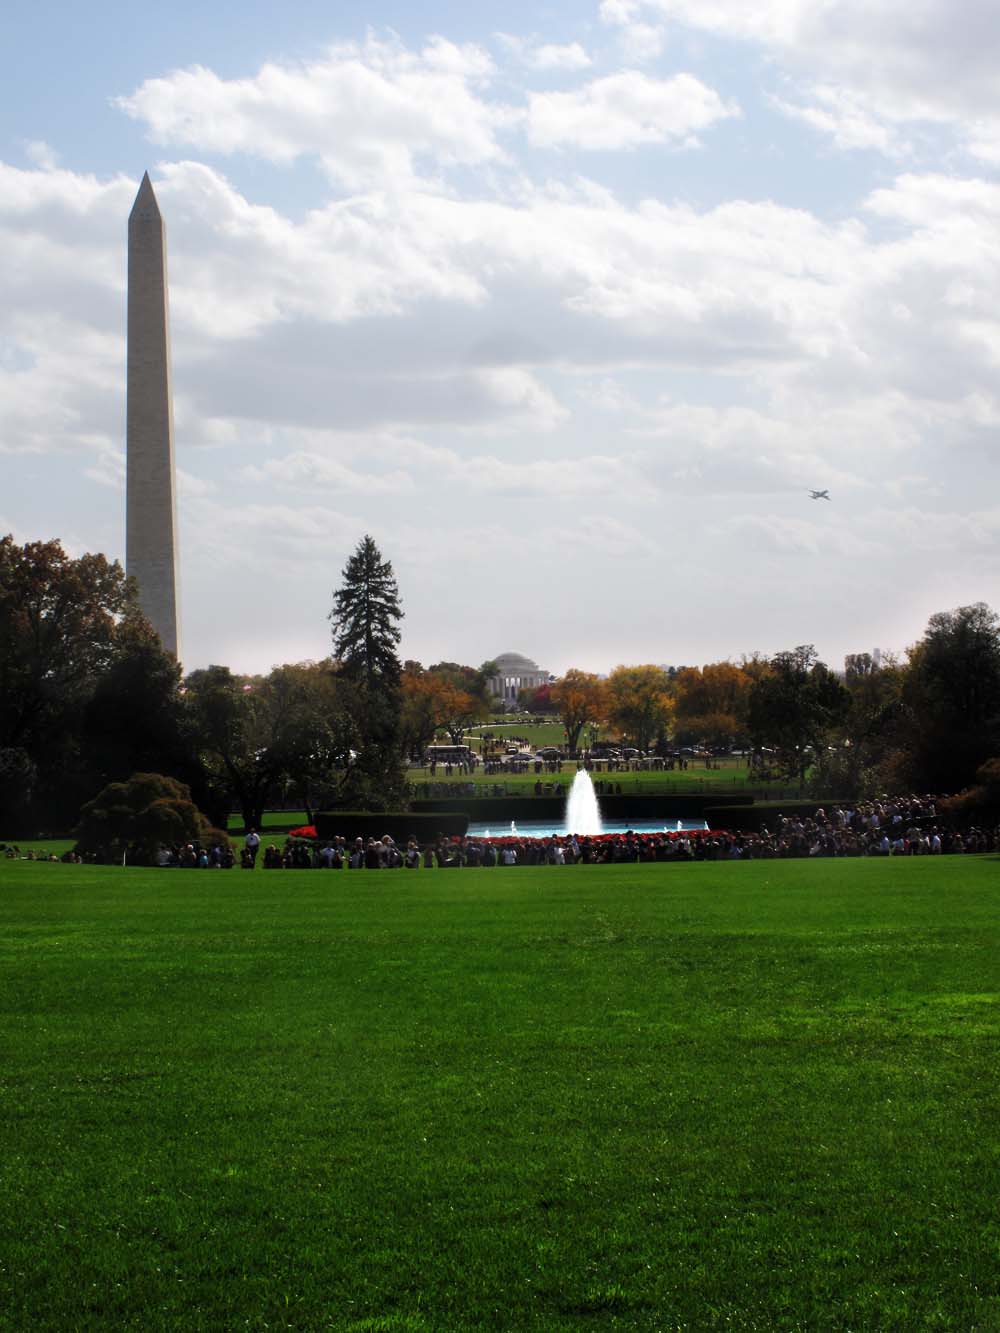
[4,0,1000,676]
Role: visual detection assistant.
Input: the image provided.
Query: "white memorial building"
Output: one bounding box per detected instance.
[487,652,552,708]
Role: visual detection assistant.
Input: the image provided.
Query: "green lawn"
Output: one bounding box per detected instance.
[226,810,310,833]
[0,837,76,859]
[1,857,999,1328]
[466,719,569,748]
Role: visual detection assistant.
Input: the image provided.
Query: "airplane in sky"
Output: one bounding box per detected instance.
[808,489,831,500]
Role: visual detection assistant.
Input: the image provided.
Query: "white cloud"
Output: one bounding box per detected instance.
[242,451,416,495]
[9,123,1000,670]
[83,444,124,489]
[177,468,216,498]
[598,3,666,62]
[599,0,641,23]
[117,34,508,189]
[528,42,593,72]
[9,154,1000,464]
[844,505,1000,562]
[966,128,1000,166]
[622,0,1000,157]
[239,434,634,498]
[526,71,738,149]
[616,23,667,64]
[549,513,659,557]
[578,377,639,412]
[715,513,878,559]
[24,140,59,170]
[496,34,592,71]
[770,86,902,155]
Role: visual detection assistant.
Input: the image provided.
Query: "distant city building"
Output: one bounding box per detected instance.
[488,652,551,708]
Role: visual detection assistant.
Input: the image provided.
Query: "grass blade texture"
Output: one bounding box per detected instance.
[1,857,999,1328]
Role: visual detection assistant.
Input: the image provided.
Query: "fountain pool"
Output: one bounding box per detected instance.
[466,769,708,839]
[467,817,710,839]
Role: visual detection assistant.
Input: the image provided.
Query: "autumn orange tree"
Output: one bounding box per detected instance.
[401,665,441,758]
[673,661,752,748]
[401,661,492,753]
[605,665,674,751]
[551,669,607,752]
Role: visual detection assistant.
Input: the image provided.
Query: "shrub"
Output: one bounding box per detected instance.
[939,757,1000,824]
[315,810,469,844]
[75,772,231,864]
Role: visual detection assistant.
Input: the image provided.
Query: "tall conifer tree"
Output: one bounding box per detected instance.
[329,536,405,809]
[329,535,402,686]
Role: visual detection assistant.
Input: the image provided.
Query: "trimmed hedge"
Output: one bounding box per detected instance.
[703,799,823,833]
[314,811,469,844]
[410,792,754,822]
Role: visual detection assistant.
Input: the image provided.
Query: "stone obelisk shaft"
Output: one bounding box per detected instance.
[126,172,180,660]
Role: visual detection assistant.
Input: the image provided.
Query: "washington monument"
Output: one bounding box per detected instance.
[126,172,180,659]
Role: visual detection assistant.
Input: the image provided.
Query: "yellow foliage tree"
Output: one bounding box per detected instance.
[605,665,674,751]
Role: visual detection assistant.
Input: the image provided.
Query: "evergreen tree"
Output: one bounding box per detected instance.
[329,535,402,687]
[329,536,405,810]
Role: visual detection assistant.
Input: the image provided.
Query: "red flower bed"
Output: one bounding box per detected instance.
[287,826,731,845]
[464,829,728,845]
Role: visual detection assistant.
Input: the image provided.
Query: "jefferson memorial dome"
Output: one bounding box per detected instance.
[487,652,551,706]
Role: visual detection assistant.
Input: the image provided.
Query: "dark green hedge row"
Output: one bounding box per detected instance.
[410,792,753,821]
[314,811,469,843]
[703,799,822,832]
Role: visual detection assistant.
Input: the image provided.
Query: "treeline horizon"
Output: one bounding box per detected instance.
[4,532,1000,835]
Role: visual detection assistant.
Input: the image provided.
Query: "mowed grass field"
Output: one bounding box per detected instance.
[466,720,568,748]
[1,858,999,1329]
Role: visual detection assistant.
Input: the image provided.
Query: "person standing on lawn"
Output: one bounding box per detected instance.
[244,828,261,867]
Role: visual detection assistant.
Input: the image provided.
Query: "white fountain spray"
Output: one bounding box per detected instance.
[564,769,603,836]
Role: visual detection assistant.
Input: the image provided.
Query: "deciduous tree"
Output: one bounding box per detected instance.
[551,670,607,752]
[518,683,553,715]
[673,662,751,748]
[0,537,216,829]
[184,662,361,829]
[747,645,848,782]
[829,651,905,796]
[605,665,673,752]
[265,660,360,821]
[0,535,130,755]
[899,603,1000,790]
[183,666,282,832]
[81,611,195,791]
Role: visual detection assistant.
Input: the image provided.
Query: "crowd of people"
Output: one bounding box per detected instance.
[156,842,235,868]
[7,793,996,868]
[265,822,996,868]
[2,845,62,862]
[217,795,994,869]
